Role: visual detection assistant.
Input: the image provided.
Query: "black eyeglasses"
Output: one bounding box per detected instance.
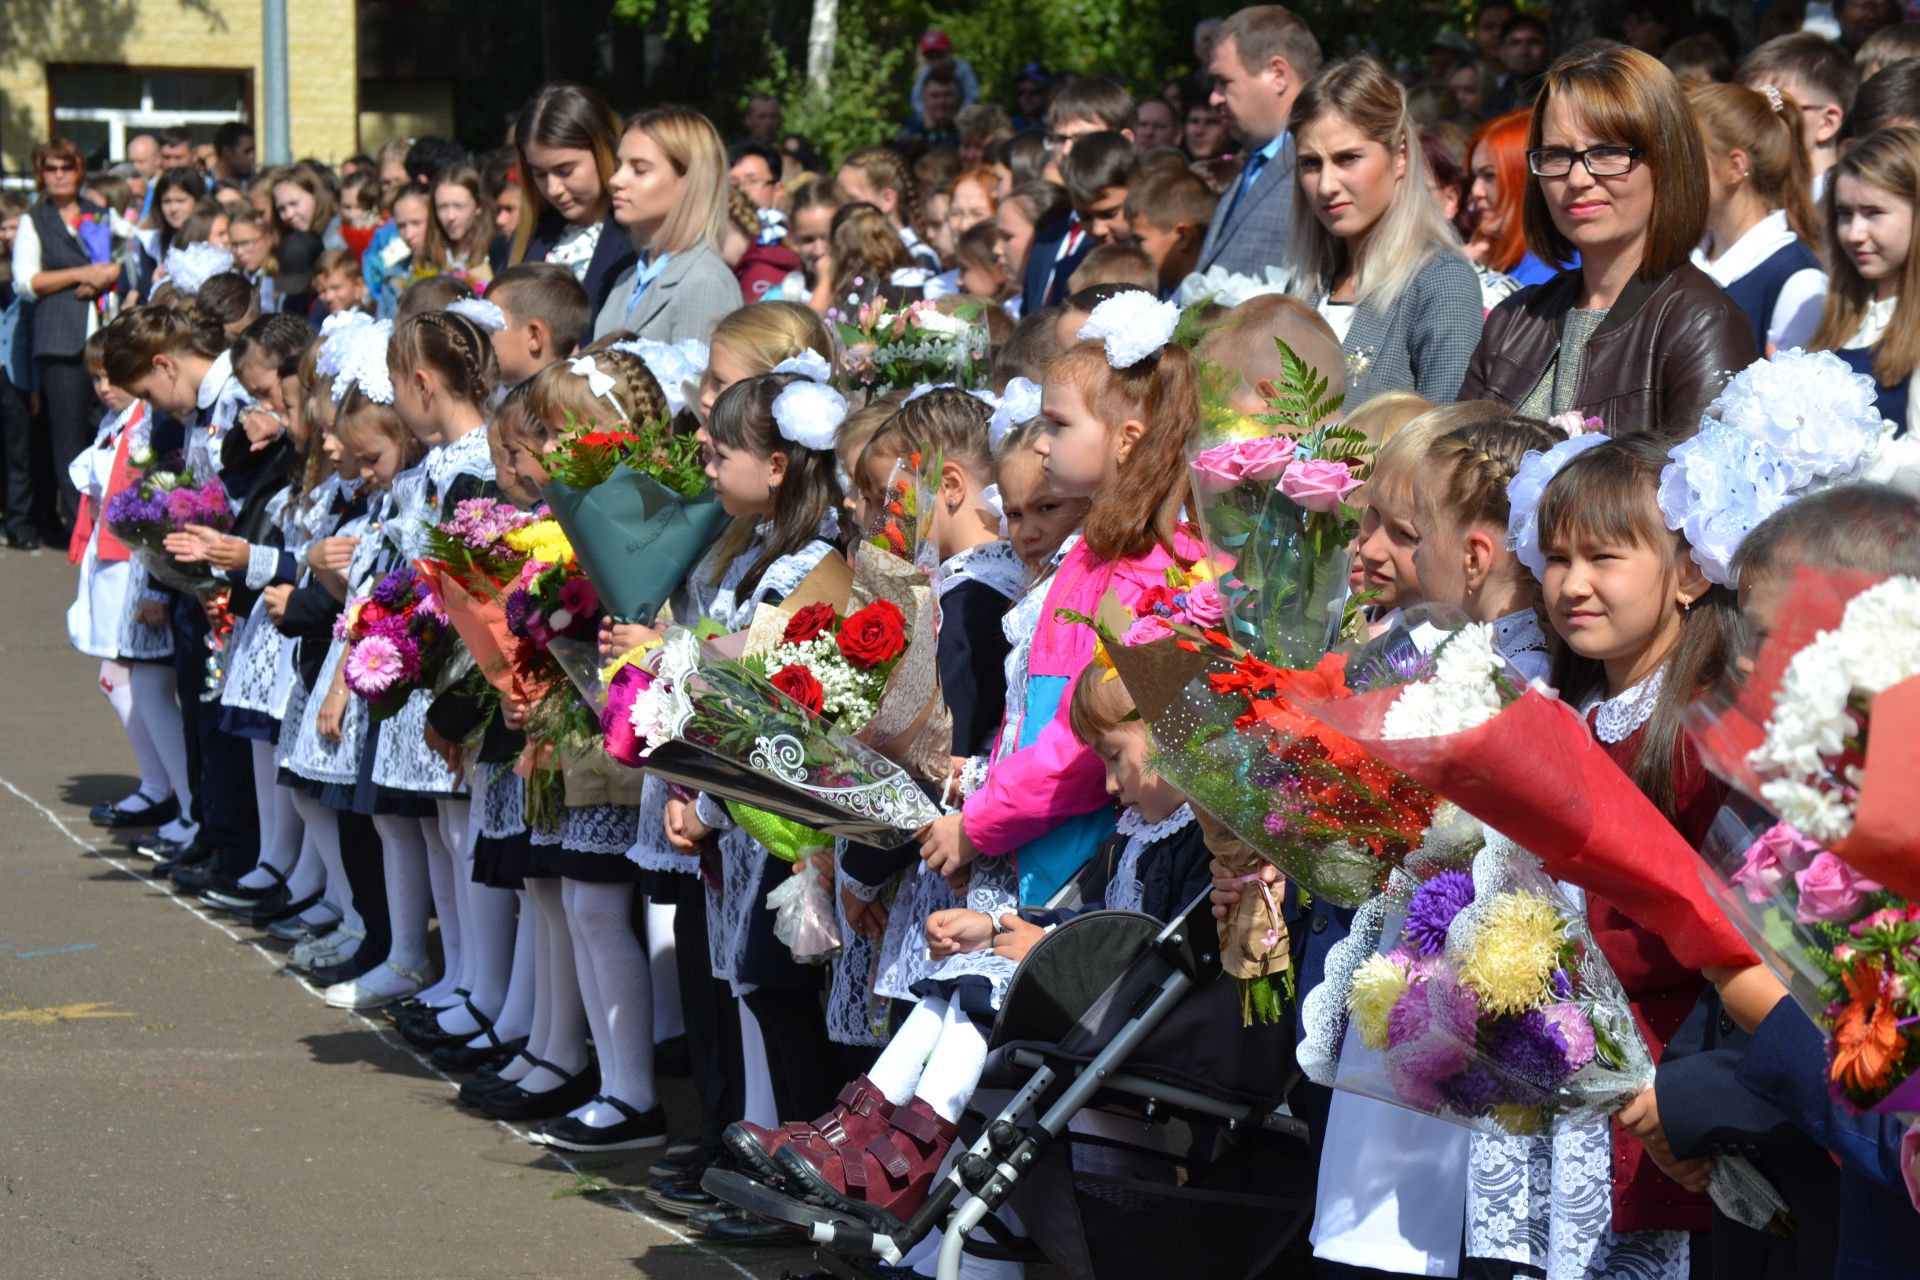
[1527,146,1644,177]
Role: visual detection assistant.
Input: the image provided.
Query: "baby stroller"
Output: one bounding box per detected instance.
[705,889,1315,1279]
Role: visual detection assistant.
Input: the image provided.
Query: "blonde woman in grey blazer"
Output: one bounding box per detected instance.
[592,107,744,344]
[1283,56,1484,404]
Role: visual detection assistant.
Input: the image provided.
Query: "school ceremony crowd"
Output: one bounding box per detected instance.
[9,0,1920,1276]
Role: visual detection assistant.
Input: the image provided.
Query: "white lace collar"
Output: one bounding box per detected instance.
[426,423,495,495]
[1583,664,1666,744]
[937,540,1027,601]
[1115,802,1195,843]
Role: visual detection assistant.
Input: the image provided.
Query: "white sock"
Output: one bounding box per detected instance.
[867,998,947,1106]
[519,877,589,1092]
[292,790,360,935]
[371,813,432,977]
[417,801,465,1006]
[738,997,779,1129]
[130,663,193,815]
[480,894,536,1045]
[646,898,685,1043]
[913,1000,988,1124]
[563,878,655,1126]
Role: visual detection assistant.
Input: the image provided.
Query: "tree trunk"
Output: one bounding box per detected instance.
[806,0,838,94]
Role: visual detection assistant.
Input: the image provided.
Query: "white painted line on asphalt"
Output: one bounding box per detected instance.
[0,773,762,1280]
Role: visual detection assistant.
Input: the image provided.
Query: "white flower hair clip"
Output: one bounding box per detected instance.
[447,298,506,332]
[610,337,709,418]
[163,242,234,297]
[772,350,833,383]
[568,355,629,424]
[904,382,959,403]
[987,376,1042,451]
[1077,291,1180,369]
[772,380,848,451]
[331,320,396,405]
[316,311,375,379]
[1505,432,1610,579]
[756,208,789,246]
[1657,348,1892,587]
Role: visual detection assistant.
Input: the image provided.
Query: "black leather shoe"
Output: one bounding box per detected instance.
[697,1207,797,1244]
[654,1033,691,1077]
[649,1141,720,1181]
[645,1173,718,1217]
[200,862,288,912]
[400,1002,496,1052]
[458,1050,536,1106]
[434,1033,527,1074]
[531,1096,668,1152]
[168,853,219,891]
[135,836,186,864]
[480,1063,598,1123]
[90,794,178,829]
[9,530,42,551]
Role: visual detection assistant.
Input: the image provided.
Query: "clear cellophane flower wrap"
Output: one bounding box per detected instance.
[1097,591,1444,912]
[1684,570,1920,1113]
[1297,624,1758,973]
[1301,819,1657,1137]
[603,626,944,846]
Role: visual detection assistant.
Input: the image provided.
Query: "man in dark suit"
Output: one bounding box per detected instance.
[1197,5,1321,280]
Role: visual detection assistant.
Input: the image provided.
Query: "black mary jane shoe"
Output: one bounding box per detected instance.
[480,1061,599,1123]
[91,794,179,829]
[200,862,289,913]
[432,1026,526,1074]
[397,997,492,1050]
[231,887,319,929]
[531,1096,669,1153]
[695,1207,798,1244]
[168,853,221,892]
[457,1049,541,1106]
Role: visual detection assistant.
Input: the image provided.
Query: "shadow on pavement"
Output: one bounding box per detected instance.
[300,1028,445,1081]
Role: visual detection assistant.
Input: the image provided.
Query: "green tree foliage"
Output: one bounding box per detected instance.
[741,20,910,169]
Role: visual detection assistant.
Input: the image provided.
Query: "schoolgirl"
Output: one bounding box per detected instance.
[1689,83,1828,356]
[423,164,495,288]
[916,292,1203,907]
[499,83,638,315]
[69,331,190,839]
[348,311,503,1023]
[836,148,942,272]
[1811,126,1920,436]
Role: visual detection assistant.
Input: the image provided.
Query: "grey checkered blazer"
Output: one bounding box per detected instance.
[1197,138,1295,277]
[1314,251,1485,404]
[594,243,744,343]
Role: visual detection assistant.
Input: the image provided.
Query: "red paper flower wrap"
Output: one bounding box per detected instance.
[1304,684,1757,972]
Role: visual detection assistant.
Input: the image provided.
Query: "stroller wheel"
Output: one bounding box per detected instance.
[773,1145,908,1235]
[721,1122,791,1189]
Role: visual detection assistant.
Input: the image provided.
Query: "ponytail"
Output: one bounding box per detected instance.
[1690,82,1824,257]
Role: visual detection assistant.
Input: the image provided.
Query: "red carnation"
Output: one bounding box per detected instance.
[837,599,907,668]
[769,663,825,714]
[783,601,837,645]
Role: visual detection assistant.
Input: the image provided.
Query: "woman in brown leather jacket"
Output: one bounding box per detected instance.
[1457,44,1757,439]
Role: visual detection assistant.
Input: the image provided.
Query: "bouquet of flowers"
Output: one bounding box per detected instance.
[601,626,943,844]
[334,563,451,721]
[539,418,730,624]
[415,498,547,702]
[1296,620,1756,972]
[836,299,989,395]
[1301,822,1656,1136]
[104,456,233,593]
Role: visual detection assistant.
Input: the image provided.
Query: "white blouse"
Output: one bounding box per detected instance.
[1690,210,1826,353]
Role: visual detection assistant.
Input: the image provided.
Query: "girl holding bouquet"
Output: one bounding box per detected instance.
[696,300,835,419]
[71,331,192,840]
[354,312,510,1034]
[652,370,846,1182]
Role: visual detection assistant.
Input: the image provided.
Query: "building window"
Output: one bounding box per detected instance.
[49,67,250,165]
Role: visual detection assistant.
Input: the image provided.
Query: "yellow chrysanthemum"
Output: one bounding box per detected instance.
[599,639,662,684]
[1459,890,1566,1016]
[503,520,575,565]
[1348,953,1412,1051]
[1489,1104,1547,1136]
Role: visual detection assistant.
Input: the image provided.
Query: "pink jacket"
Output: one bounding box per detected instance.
[961,535,1188,857]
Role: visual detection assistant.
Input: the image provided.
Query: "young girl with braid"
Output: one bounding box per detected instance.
[836,148,941,272]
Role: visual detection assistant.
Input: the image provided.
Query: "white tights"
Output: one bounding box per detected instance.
[865,995,988,1124]
[103,661,190,812]
[504,878,589,1093]
[562,878,656,1127]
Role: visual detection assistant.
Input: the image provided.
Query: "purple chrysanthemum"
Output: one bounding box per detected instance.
[1485,1008,1575,1093]
[165,487,200,525]
[1539,1004,1597,1072]
[371,565,413,608]
[1551,967,1574,1000]
[1438,1065,1508,1114]
[1383,982,1480,1112]
[1404,870,1476,956]
[503,589,534,638]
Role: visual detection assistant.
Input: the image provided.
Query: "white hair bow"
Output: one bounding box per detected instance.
[448,298,507,332]
[569,355,627,423]
[772,350,833,383]
[987,376,1043,451]
[772,381,848,451]
[1078,291,1180,369]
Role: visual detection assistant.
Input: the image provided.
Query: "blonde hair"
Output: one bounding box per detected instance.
[1285,56,1466,313]
[709,300,834,373]
[1369,400,1505,503]
[624,107,729,256]
[870,387,995,483]
[526,348,668,432]
[1343,390,1431,449]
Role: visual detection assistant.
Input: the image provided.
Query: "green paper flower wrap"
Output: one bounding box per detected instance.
[542,462,731,623]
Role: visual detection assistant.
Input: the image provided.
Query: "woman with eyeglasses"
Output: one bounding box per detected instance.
[1458,43,1756,437]
[11,138,126,530]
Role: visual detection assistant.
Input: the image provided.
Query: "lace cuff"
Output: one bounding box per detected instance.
[836,842,888,900]
[244,543,280,591]
[694,791,734,833]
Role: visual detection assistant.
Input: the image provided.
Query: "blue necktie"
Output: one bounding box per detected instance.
[1224,149,1270,226]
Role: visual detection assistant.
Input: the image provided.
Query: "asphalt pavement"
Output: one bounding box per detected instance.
[0,545,814,1280]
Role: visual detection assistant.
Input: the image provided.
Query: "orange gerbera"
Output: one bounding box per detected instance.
[1830,960,1905,1096]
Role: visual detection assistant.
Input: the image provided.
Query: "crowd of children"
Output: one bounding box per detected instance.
[27,6,1920,1278]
